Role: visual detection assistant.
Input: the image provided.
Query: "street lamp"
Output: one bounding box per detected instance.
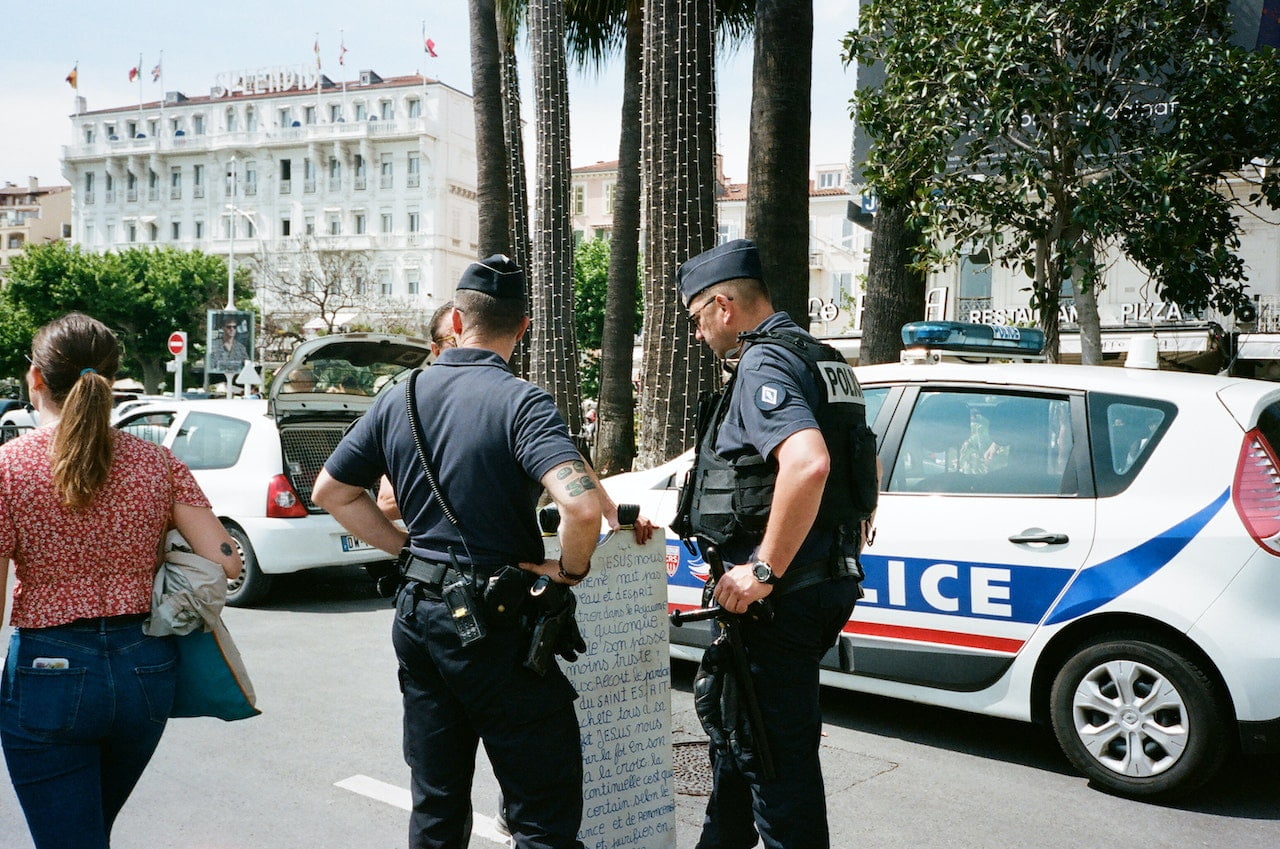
[226,155,237,310]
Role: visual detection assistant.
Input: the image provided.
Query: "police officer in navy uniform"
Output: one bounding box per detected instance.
[678,239,865,849]
[314,256,609,849]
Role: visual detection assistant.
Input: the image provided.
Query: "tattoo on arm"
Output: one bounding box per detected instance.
[556,466,573,480]
[571,460,586,472]
[220,542,234,556]
[566,475,598,497]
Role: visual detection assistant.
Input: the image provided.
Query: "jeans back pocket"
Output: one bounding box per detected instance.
[15,667,87,735]
[135,658,179,724]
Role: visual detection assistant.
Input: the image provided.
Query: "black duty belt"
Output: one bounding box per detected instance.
[774,555,857,596]
[398,552,497,596]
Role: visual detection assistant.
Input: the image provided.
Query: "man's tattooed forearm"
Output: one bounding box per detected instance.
[566,476,598,497]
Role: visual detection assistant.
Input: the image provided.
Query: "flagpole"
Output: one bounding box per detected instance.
[70,60,80,116]
[157,50,165,138]
[137,52,143,127]
[340,29,347,119]
[314,33,322,123]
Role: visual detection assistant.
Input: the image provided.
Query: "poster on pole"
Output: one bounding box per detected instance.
[206,309,254,381]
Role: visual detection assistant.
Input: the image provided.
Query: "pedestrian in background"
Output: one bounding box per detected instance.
[0,312,240,849]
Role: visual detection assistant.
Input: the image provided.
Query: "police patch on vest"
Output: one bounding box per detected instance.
[818,361,865,405]
[755,383,785,410]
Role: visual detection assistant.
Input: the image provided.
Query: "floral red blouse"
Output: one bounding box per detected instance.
[0,427,210,628]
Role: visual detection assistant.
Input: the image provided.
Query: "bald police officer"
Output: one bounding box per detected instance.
[314,256,606,849]
[679,239,865,849]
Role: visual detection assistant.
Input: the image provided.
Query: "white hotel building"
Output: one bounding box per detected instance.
[61,66,479,332]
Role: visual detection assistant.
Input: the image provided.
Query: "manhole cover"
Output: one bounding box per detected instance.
[673,741,713,796]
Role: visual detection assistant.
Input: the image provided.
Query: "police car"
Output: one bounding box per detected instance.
[602,322,1280,799]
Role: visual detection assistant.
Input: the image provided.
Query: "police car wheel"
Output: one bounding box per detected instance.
[1049,632,1230,800]
[224,524,273,608]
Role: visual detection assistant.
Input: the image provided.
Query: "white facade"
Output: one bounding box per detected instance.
[570,159,869,336]
[61,66,478,328]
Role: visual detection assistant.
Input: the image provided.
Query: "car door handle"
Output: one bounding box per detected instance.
[1009,531,1069,545]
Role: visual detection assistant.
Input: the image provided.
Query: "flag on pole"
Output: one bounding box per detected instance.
[339,38,348,66]
[151,62,161,82]
[66,65,78,89]
[422,21,438,57]
[314,35,321,69]
[128,65,139,82]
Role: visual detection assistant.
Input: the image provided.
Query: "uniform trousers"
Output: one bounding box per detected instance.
[1,618,177,849]
[695,576,861,849]
[392,584,585,849]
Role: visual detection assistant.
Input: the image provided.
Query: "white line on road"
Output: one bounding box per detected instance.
[335,775,511,847]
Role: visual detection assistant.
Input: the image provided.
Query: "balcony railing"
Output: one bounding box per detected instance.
[244,182,257,197]
[104,190,116,203]
[303,179,316,193]
[279,179,291,195]
[170,186,182,200]
[148,188,159,202]
[83,191,95,205]
[193,185,205,199]
[126,189,138,202]
[380,175,393,189]
[407,173,420,188]
[328,178,342,192]
[354,177,367,191]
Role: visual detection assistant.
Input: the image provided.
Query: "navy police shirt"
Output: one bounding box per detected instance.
[324,347,581,567]
[713,311,832,566]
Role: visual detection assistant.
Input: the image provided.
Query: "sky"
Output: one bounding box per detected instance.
[3,1,860,190]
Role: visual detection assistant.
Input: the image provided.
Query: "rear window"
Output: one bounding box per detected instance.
[1088,393,1176,497]
[171,412,250,470]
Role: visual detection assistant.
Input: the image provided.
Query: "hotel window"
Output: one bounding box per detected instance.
[305,105,317,125]
[817,170,843,190]
[127,121,138,138]
[192,115,205,135]
[244,161,257,196]
[380,153,393,188]
[328,156,342,191]
[279,108,292,127]
[105,123,117,139]
[354,102,366,121]
[304,158,316,193]
[354,213,367,234]
[328,214,341,236]
[717,222,740,245]
[381,212,393,233]
[604,182,615,213]
[169,166,182,199]
[354,154,367,190]
[407,98,421,118]
[84,172,95,202]
[380,100,393,120]
[305,216,315,235]
[330,104,343,123]
[407,154,420,188]
[148,169,160,201]
[225,108,237,132]
[128,223,138,242]
[148,223,158,241]
[106,223,116,243]
[193,220,204,239]
[573,184,585,215]
[380,270,393,296]
[84,127,96,144]
[148,120,158,137]
[246,107,257,131]
[406,269,419,296]
[407,211,420,232]
[192,164,204,198]
[281,218,291,236]
[84,222,95,244]
[171,221,182,240]
[170,117,182,135]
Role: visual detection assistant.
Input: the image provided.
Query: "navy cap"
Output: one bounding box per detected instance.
[458,255,525,299]
[677,239,763,307]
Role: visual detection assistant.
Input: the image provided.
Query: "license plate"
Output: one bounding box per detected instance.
[341,534,373,553]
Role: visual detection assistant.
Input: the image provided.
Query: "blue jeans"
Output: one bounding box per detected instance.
[696,577,862,849]
[1,618,178,849]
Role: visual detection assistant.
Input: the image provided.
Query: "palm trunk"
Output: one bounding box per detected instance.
[859,196,926,364]
[530,0,584,433]
[745,0,813,328]
[594,0,644,476]
[499,6,533,377]
[637,0,719,468]
[470,0,511,258]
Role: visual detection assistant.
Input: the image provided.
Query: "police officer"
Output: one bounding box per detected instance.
[314,256,608,849]
[678,239,865,849]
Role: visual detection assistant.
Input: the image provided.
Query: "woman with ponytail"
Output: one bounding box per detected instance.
[0,313,241,849]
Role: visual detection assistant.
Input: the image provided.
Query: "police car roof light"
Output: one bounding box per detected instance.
[900,321,1046,363]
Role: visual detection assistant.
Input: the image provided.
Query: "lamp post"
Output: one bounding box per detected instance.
[226,155,237,310]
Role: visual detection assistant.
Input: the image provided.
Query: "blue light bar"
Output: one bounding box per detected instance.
[901,321,1046,355]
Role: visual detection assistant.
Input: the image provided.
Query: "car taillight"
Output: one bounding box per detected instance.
[267,474,308,518]
[1233,429,1280,555]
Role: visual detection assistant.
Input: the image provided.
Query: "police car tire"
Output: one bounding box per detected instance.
[1049,632,1230,800]
[225,524,273,607]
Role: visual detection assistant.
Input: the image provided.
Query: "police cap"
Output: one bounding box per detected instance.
[458,255,525,299]
[677,239,763,307]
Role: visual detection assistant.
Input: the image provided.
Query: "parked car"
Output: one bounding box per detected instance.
[603,332,1280,800]
[0,404,37,444]
[114,332,432,605]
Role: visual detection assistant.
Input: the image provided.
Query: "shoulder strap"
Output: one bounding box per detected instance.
[403,368,466,536]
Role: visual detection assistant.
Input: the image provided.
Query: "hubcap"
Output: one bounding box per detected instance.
[1071,659,1188,777]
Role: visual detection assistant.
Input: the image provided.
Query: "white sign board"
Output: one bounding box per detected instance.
[544,529,676,849]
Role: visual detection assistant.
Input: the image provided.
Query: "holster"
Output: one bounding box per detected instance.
[522,581,586,676]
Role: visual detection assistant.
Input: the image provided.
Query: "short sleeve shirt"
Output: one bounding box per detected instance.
[712,312,830,565]
[0,427,210,628]
[324,348,582,567]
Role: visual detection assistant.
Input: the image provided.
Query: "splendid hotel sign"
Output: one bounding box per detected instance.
[212,65,321,98]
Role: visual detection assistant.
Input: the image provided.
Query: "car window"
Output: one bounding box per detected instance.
[1088,393,1176,496]
[116,411,177,445]
[864,387,889,433]
[171,411,250,470]
[889,390,1074,496]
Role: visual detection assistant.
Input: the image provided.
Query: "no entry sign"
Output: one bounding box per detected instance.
[168,331,187,357]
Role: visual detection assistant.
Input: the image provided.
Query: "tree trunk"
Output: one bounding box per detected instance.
[637,0,719,468]
[138,357,166,396]
[530,0,584,434]
[745,0,813,328]
[499,6,533,378]
[1070,234,1102,366]
[594,1,644,476]
[470,0,511,258]
[859,196,927,364]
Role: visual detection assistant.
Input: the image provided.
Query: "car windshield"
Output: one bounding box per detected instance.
[277,355,415,397]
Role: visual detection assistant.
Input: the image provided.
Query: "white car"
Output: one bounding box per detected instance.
[114,332,433,605]
[603,343,1280,800]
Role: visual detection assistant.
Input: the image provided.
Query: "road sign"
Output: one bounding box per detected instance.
[167,331,187,357]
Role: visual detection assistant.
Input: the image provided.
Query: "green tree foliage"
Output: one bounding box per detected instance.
[1,243,244,392]
[573,238,642,399]
[847,0,1280,361]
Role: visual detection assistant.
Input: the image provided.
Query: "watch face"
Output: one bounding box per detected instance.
[753,561,774,583]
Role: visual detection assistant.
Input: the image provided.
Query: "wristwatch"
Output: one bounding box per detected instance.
[751,560,779,585]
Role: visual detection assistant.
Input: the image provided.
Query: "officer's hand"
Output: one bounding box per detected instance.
[521,559,587,586]
[712,563,774,614]
[628,515,657,545]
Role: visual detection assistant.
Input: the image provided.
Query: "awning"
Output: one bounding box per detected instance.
[1058,326,1215,358]
[1235,333,1280,360]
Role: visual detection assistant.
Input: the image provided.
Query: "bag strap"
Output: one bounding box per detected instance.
[403,369,473,560]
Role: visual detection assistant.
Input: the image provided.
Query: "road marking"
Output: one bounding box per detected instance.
[335,775,510,846]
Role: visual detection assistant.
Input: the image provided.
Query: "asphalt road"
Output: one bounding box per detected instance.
[3,567,1278,848]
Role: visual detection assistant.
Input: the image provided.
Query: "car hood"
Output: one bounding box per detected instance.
[269,332,432,421]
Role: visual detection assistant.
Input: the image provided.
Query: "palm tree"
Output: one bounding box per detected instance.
[498,1,534,376]
[529,0,585,434]
[469,0,512,258]
[636,0,721,468]
[745,0,811,327]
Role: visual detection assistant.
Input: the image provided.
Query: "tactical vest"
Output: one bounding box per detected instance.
[678,329,878,549]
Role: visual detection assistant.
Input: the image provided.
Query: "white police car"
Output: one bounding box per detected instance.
[603,323,1280,799]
